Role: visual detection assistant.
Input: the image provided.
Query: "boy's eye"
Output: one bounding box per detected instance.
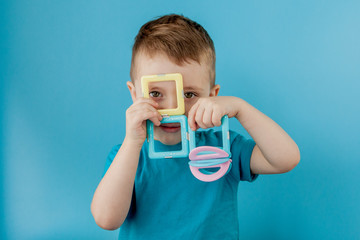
[184,92,197,99]
[149,91,162,98]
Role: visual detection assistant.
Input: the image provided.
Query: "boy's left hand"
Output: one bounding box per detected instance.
[188,96,240,131]
[188,95,300,174]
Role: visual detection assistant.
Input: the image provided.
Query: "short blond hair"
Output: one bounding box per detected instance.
[130,14,216,86]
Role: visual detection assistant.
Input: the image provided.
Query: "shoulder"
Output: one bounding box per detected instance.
[106,142,148,162]
[103,143,147,176]
[103,144,121,175]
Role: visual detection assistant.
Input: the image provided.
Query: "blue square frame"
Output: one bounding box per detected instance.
[147,115,189,159]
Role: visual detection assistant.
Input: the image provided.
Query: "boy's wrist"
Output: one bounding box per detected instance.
[234,97,246,120]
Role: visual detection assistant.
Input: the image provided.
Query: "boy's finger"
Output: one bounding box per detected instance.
[138,110,158,123]
[148,112,162,126]
[212,111,222,126]
[202,108,214,128]
[148,107,163,123]
[188,103,199,131]
[144,105,162,125]
[138,109,162,126]
[132,104,160,120]
[156,111,163,122]
[195,106,206,129]
[134,97,159,108]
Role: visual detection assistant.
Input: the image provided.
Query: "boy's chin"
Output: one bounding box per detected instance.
[155,136,181,145]
[154,131,181,145]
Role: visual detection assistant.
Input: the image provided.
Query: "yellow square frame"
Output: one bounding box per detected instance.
[141,73,185,116]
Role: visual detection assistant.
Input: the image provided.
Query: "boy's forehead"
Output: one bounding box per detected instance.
[134,52,211,89]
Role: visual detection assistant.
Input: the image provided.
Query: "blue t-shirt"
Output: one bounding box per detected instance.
[104,130,257,240]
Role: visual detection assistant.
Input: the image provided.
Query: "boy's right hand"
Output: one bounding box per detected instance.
[125,98,162,147]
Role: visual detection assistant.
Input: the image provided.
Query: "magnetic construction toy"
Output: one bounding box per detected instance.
[141,73,232,182]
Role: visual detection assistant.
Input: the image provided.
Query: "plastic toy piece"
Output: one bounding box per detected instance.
[189,146,229,160]
[198,161,232,176]
[188,146,232,182]
[188,158,230,167]
[189,160,232,182]
[147,115,189,159]
[141,73,185,116]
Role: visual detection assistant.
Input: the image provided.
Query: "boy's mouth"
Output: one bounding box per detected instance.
[159,123,181,133]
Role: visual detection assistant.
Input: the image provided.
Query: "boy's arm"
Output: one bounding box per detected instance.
[91,139,141,230]
[188,96,300,174]
[234,98,300,174]
[91,98,162,230]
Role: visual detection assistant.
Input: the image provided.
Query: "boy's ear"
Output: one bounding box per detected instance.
[210,84,220,97]
[127,81,137,102]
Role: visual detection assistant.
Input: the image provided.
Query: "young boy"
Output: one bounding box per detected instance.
[91,14,300,239]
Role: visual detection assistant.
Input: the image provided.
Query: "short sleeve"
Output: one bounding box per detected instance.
[229,131,258,182]
[103,144,121,177]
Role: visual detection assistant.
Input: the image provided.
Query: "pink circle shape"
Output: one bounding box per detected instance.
[189,159,232,182]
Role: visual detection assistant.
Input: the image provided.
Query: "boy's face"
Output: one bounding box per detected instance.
[127,52,220,145]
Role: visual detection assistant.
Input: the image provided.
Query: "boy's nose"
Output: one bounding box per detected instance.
[157,92,178,110]
[165,95,178,109]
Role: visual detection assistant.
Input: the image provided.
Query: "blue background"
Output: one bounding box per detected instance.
[1,0,359,239]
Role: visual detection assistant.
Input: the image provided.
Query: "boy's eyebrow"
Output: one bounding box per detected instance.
[183,86,203,92]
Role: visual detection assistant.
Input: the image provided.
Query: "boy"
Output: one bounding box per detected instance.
[91,14,300,239]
